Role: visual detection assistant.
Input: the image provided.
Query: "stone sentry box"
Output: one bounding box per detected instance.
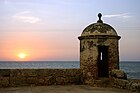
[78,13,121,84]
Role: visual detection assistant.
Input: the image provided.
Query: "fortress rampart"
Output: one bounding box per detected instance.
[0,69,139,92]
[0,69,82,87]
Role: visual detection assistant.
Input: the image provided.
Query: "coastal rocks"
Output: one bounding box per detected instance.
[110,69,127,79]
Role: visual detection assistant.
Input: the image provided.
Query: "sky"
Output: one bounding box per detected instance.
[0,0,140,61]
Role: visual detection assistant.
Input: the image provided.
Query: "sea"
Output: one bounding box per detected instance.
[0,61,140,79]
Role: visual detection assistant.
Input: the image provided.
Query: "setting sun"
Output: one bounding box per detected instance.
[18,53,26,59]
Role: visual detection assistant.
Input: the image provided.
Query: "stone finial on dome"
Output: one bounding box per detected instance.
[97,13,103,23]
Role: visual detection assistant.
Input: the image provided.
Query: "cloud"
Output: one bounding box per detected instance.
[103,13,132,19]
[13,11,41,24]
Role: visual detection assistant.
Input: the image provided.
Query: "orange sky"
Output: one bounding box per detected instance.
[0,31,79,61]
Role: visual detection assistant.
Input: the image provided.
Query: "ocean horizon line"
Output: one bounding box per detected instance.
[0,61,79,62]
[0,60,139,62]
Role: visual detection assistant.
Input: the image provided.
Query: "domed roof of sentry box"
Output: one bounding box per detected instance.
[81,13,118,36]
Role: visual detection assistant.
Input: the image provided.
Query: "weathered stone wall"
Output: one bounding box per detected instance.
[110,77,140,92]
[0,69,82,87]
[108,39,120,71]
[0,69,139,92]
[110,69,140,92]
[80,38,98,84]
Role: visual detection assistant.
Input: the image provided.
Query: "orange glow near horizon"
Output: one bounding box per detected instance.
[0,32,52,61]
[0,31,78,61]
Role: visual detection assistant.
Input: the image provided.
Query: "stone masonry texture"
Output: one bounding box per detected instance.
[0,69,82,87]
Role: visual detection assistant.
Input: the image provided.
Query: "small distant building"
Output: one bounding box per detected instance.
[78,13,121,84]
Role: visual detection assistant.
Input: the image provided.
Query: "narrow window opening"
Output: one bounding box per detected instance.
[98,46,109,77]
[100,52,102,60]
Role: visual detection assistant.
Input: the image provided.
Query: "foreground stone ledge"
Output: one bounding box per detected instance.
[0,69,82,87]
[0,69,140,92]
